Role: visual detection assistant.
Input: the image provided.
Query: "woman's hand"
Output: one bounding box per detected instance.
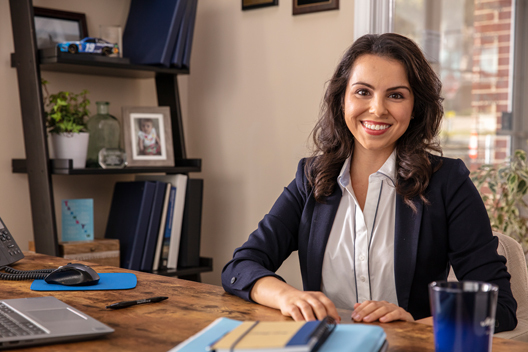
[277,289,340,322]
[352,300,414,323]
[250,276,340,323]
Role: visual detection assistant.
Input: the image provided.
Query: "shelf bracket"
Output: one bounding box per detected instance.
[9,0,59,256]
[155,74,187,159]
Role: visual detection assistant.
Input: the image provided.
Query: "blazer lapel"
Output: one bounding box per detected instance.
[394,195,423,311]
[306,186,342,291]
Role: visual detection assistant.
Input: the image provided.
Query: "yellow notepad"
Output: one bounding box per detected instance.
[209,317,335,352]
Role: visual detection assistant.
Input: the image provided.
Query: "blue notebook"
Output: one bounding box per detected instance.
[140,181,169,272]
[170,0,193,68]
[123,0,187,67]
[105,181,156,270]
[169,317,387,352]
[181,0,198,69]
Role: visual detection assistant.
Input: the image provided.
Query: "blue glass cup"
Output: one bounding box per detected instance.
[428,281,498,352]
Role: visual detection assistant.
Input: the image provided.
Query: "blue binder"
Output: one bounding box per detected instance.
[123,0,187,67]
[105,181,156,270]
[140,181,168,272]
[181,0,198,69]
[170,0,193,68]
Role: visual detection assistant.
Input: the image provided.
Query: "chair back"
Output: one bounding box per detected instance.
[492,232,528,341]
[447,232,528,340]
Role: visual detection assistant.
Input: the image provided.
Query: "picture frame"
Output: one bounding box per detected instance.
[122,106,175,167]
[242,0,279,11]
[33,7,88,50]
[292,0,339,15]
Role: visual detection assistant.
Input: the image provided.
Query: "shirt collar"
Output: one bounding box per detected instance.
[337,149,397,190]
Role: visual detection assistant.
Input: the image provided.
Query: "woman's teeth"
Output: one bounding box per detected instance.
[363,122,390,131]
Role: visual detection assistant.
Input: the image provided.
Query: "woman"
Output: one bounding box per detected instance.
[221,33,517,332]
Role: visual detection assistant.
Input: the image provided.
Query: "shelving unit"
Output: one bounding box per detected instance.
[9,0,211,281]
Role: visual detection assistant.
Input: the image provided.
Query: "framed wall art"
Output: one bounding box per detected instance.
[292,0,339,15]
[33,7,88,49]
[242,0,279,11]
[122,106,175,167]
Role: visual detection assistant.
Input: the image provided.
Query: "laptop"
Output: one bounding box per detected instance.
[0,296,114,349]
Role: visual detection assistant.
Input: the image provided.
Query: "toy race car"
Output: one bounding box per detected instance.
[57,37,119,56]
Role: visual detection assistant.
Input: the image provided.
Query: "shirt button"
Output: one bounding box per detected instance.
[230,277,237,284]
[360,276,366,282]
[359,255,365,261]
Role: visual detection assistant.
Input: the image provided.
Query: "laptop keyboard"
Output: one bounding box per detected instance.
[0,303,47,337]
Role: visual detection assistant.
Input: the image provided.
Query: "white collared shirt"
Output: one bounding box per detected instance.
[321,150,398,309]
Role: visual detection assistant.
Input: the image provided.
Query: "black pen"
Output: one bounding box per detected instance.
[106,296,168,309]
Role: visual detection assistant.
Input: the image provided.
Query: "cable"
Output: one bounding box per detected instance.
[3,267,54,274]
[0,266,55,280]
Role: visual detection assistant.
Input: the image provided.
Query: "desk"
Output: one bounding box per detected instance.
[4,252,528,351]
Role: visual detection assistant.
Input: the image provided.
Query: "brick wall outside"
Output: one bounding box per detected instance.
[472,0,513,161]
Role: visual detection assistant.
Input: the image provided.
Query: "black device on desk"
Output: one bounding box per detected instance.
[0,218,24,266]
[0,217,99,285]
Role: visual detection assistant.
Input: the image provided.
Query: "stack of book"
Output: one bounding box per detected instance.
[104,175,203,272]
[170,316,388,352]
[122,0,198,69]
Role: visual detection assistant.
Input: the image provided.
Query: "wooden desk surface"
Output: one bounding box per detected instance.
[3,253,527,352]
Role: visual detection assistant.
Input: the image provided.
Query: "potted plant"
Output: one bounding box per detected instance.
[42,80,90,169]
[471,149,528,259]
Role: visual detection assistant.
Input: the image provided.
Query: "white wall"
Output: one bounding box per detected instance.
[0,0,355,289]
[190,1,355,287]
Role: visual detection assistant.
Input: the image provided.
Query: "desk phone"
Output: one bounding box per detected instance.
[0,217,24,266]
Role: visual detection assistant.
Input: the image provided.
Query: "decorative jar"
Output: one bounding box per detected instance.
[86,102,120,167]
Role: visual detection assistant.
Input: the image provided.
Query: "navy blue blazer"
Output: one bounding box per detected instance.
[222,156,517,332]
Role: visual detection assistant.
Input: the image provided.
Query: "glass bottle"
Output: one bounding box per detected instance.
[86,101,120,167]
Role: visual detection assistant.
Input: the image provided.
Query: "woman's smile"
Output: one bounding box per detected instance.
[361,121,392,134]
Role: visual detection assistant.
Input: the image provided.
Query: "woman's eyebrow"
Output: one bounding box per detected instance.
[351,82,412,93]
[351,81,374,88]
[387,85,412,93]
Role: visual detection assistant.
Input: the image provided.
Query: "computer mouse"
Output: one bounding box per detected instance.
[44,263,100,286]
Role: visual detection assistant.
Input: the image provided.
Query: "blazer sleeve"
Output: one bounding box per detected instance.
[444,158,517,332]
[221,159,309,302]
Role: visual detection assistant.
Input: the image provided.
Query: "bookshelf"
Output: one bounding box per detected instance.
[9,0,211,281]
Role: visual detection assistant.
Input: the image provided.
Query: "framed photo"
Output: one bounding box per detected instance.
[242,0,279,11]
[292,0,339,15]
[122,106,175,167]
[33,7,88,49]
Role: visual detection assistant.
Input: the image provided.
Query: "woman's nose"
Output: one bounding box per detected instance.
[369,96,388,117]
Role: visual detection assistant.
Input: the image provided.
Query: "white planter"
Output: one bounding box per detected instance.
[49,132,89,169]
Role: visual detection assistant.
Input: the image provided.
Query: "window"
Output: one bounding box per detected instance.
[356,0,528,168]
[394,0,516,167]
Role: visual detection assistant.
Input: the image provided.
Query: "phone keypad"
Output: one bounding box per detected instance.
[0,229,23,258]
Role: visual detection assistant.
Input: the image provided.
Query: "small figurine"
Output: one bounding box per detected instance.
[57,37,119,56]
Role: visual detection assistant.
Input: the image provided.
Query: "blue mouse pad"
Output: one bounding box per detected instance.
[30,273,137,291]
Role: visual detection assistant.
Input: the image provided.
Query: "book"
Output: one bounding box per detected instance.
[181,0,198,69]
[210,316,336,352]
[152,183,172,271]
[105,181,156,270]
[140,181,169,272]
[169,317,387,352]
[159,186,176,270]
[170,0,193,68]
[61,199,94,242]
[123,0,187,67]
[135,174,188,269]
[178,178,203,268]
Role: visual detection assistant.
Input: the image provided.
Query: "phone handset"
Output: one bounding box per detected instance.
[0,218,24,266]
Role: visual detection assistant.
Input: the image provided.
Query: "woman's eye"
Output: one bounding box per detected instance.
[389,92,404,99]
[355,89,370,96]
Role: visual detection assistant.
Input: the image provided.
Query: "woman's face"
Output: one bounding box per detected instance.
[343,54,414,157]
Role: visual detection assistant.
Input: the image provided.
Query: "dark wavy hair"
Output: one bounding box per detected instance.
[306,33,444,210]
